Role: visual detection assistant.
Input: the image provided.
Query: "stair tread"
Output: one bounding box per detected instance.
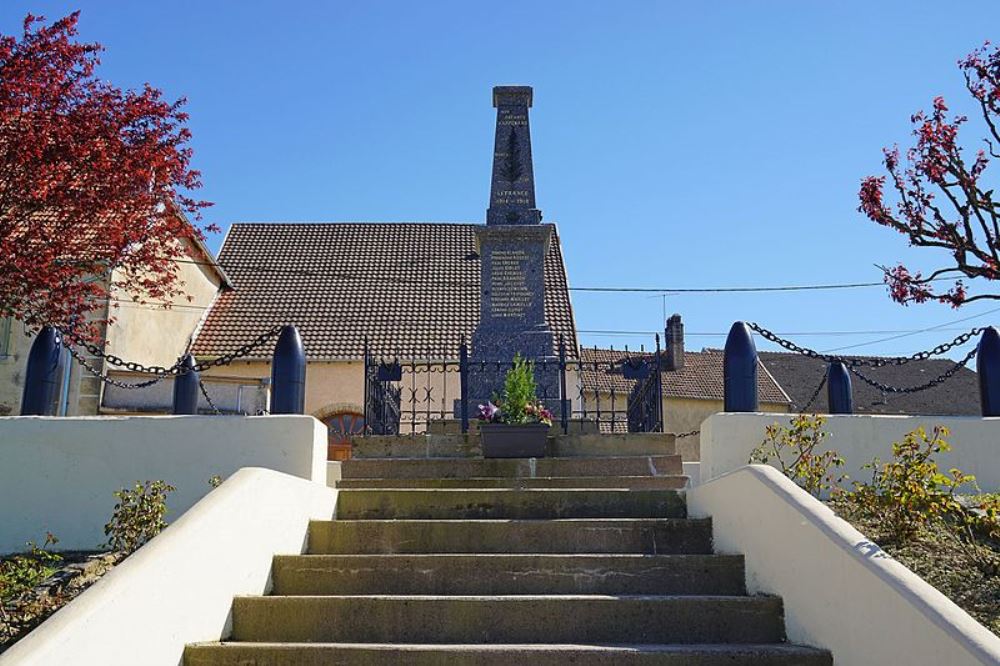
[191,641,827,652]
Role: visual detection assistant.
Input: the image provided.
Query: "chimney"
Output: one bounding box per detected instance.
[665,314,685,371]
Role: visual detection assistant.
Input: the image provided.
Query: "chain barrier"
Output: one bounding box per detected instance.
[198,380,222,414]
[62,325,283,379]
[847,346,978,394]
[801,374,827,412]
[747,322,982,368]
[64,344,168,390]
[668,430,700,439]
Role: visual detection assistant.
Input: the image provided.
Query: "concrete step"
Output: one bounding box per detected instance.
[307,518,713,554]
[228,595,786,644]
[185,642,833,665]
[272,554,745,596]
[336,476,688,489]
[335,489,686,520]
[341,455,683,479]
[350,433,678,459]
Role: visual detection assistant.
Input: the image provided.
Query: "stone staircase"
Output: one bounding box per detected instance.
[185,439,832,665]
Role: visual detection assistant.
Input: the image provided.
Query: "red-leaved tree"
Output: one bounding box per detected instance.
[0,12,213,340]
[860,42,1000,307]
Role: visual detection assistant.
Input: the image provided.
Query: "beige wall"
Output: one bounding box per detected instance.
[105,238,224,368]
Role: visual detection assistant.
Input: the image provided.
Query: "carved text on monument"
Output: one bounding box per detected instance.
[489,249,533,318]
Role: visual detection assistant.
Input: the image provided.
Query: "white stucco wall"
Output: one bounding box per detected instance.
[700,412,1000,491]
[0,467,337,666]
[688,465,1000,666]
[0,415,326,553]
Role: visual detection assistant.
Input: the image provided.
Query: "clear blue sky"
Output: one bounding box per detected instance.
[5,1,1000,359]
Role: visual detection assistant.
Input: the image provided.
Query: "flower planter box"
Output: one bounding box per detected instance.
[479,423,548,458]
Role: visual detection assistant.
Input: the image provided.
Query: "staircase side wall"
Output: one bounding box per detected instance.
[688,464,1000,666]
[0,468,337,666]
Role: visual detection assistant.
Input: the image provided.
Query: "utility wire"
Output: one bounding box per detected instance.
[820,305,1000,353]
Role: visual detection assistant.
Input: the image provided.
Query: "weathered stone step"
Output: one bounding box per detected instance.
[271,554,745,596]
[335,489,686,520]
[228,595,786,644]
[308,518,712,554]
[336,476,687,489]
[185,641,833,665]
[341,455,683,479]
[351,433,677,459]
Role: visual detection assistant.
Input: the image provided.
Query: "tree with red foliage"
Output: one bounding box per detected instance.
[0,12,213,340]
[860,43,1000,308]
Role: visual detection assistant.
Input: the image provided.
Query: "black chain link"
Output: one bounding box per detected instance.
[847,346,978,394]
[801,374,827,412]
[668,430,700,438]
[747,322,982,368]
[198,380,222,414]
[61,325,283,388]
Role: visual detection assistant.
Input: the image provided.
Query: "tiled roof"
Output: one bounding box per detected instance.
[192,222,578,360]
[758,351,980,416]
[579,347,790,404]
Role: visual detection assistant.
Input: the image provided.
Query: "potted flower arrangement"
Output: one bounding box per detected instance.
[477,354,554,458]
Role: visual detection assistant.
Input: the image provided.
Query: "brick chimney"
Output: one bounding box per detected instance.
[664,314,685,371]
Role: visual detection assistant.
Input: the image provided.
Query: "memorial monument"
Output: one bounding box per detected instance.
[464,86,561,411]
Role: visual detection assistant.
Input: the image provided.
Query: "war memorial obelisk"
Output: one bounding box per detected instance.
[465,86,561,410]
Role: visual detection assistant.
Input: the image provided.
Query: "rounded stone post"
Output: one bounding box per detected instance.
[977,326,1000,417]
[172,355,200,415]
[723,321,758,412]
[826,361,853,414]
[21,326,65,416]
[271,325,306,415]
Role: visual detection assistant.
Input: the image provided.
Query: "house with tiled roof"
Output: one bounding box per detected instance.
[579,316,792,460]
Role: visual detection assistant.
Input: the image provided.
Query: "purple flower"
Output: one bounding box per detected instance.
[478,401,500,422]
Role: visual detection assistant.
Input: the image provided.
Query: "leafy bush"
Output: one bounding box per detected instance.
[104,480,175,555]
[208,474,223,488]
[750,414,845,498]
[0,534,61,603]
[845,426,972,541]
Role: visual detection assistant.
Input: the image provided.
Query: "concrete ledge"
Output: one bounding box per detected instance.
[0,468,337,666]
[0,415,327,552]
[701,413,1000,490]
[688,464,1000,666]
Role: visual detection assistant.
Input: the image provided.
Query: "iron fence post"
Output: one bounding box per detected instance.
[723,321,759,412]
[20,326,65,416]
[826,361,853,414]
[270,325,306,415]
[559,335,569,435]
[172,355,200,415]
[362,337,369,436]
[655,332,664,432]
[459,337,469,434]
[978,326,1000,416]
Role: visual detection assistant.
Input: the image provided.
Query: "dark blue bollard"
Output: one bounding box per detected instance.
[271,325,306,414]
[723,321,758,412]
[20,326,65,416]
[172,355,200,415]
[826,361,854,414]
[977,326,1000,416]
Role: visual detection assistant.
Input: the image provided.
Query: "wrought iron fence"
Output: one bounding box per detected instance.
[362,335,666,435]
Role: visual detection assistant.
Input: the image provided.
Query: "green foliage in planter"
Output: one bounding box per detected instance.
[499,354,538,425]
[750,414,845,498]
[0,534,61,603]
[104,480,175,555]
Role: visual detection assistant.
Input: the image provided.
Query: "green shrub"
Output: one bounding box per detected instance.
[104,480,175,555]
[750,414,845,498]
[0,533,61,603]
[499,354,538,424]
